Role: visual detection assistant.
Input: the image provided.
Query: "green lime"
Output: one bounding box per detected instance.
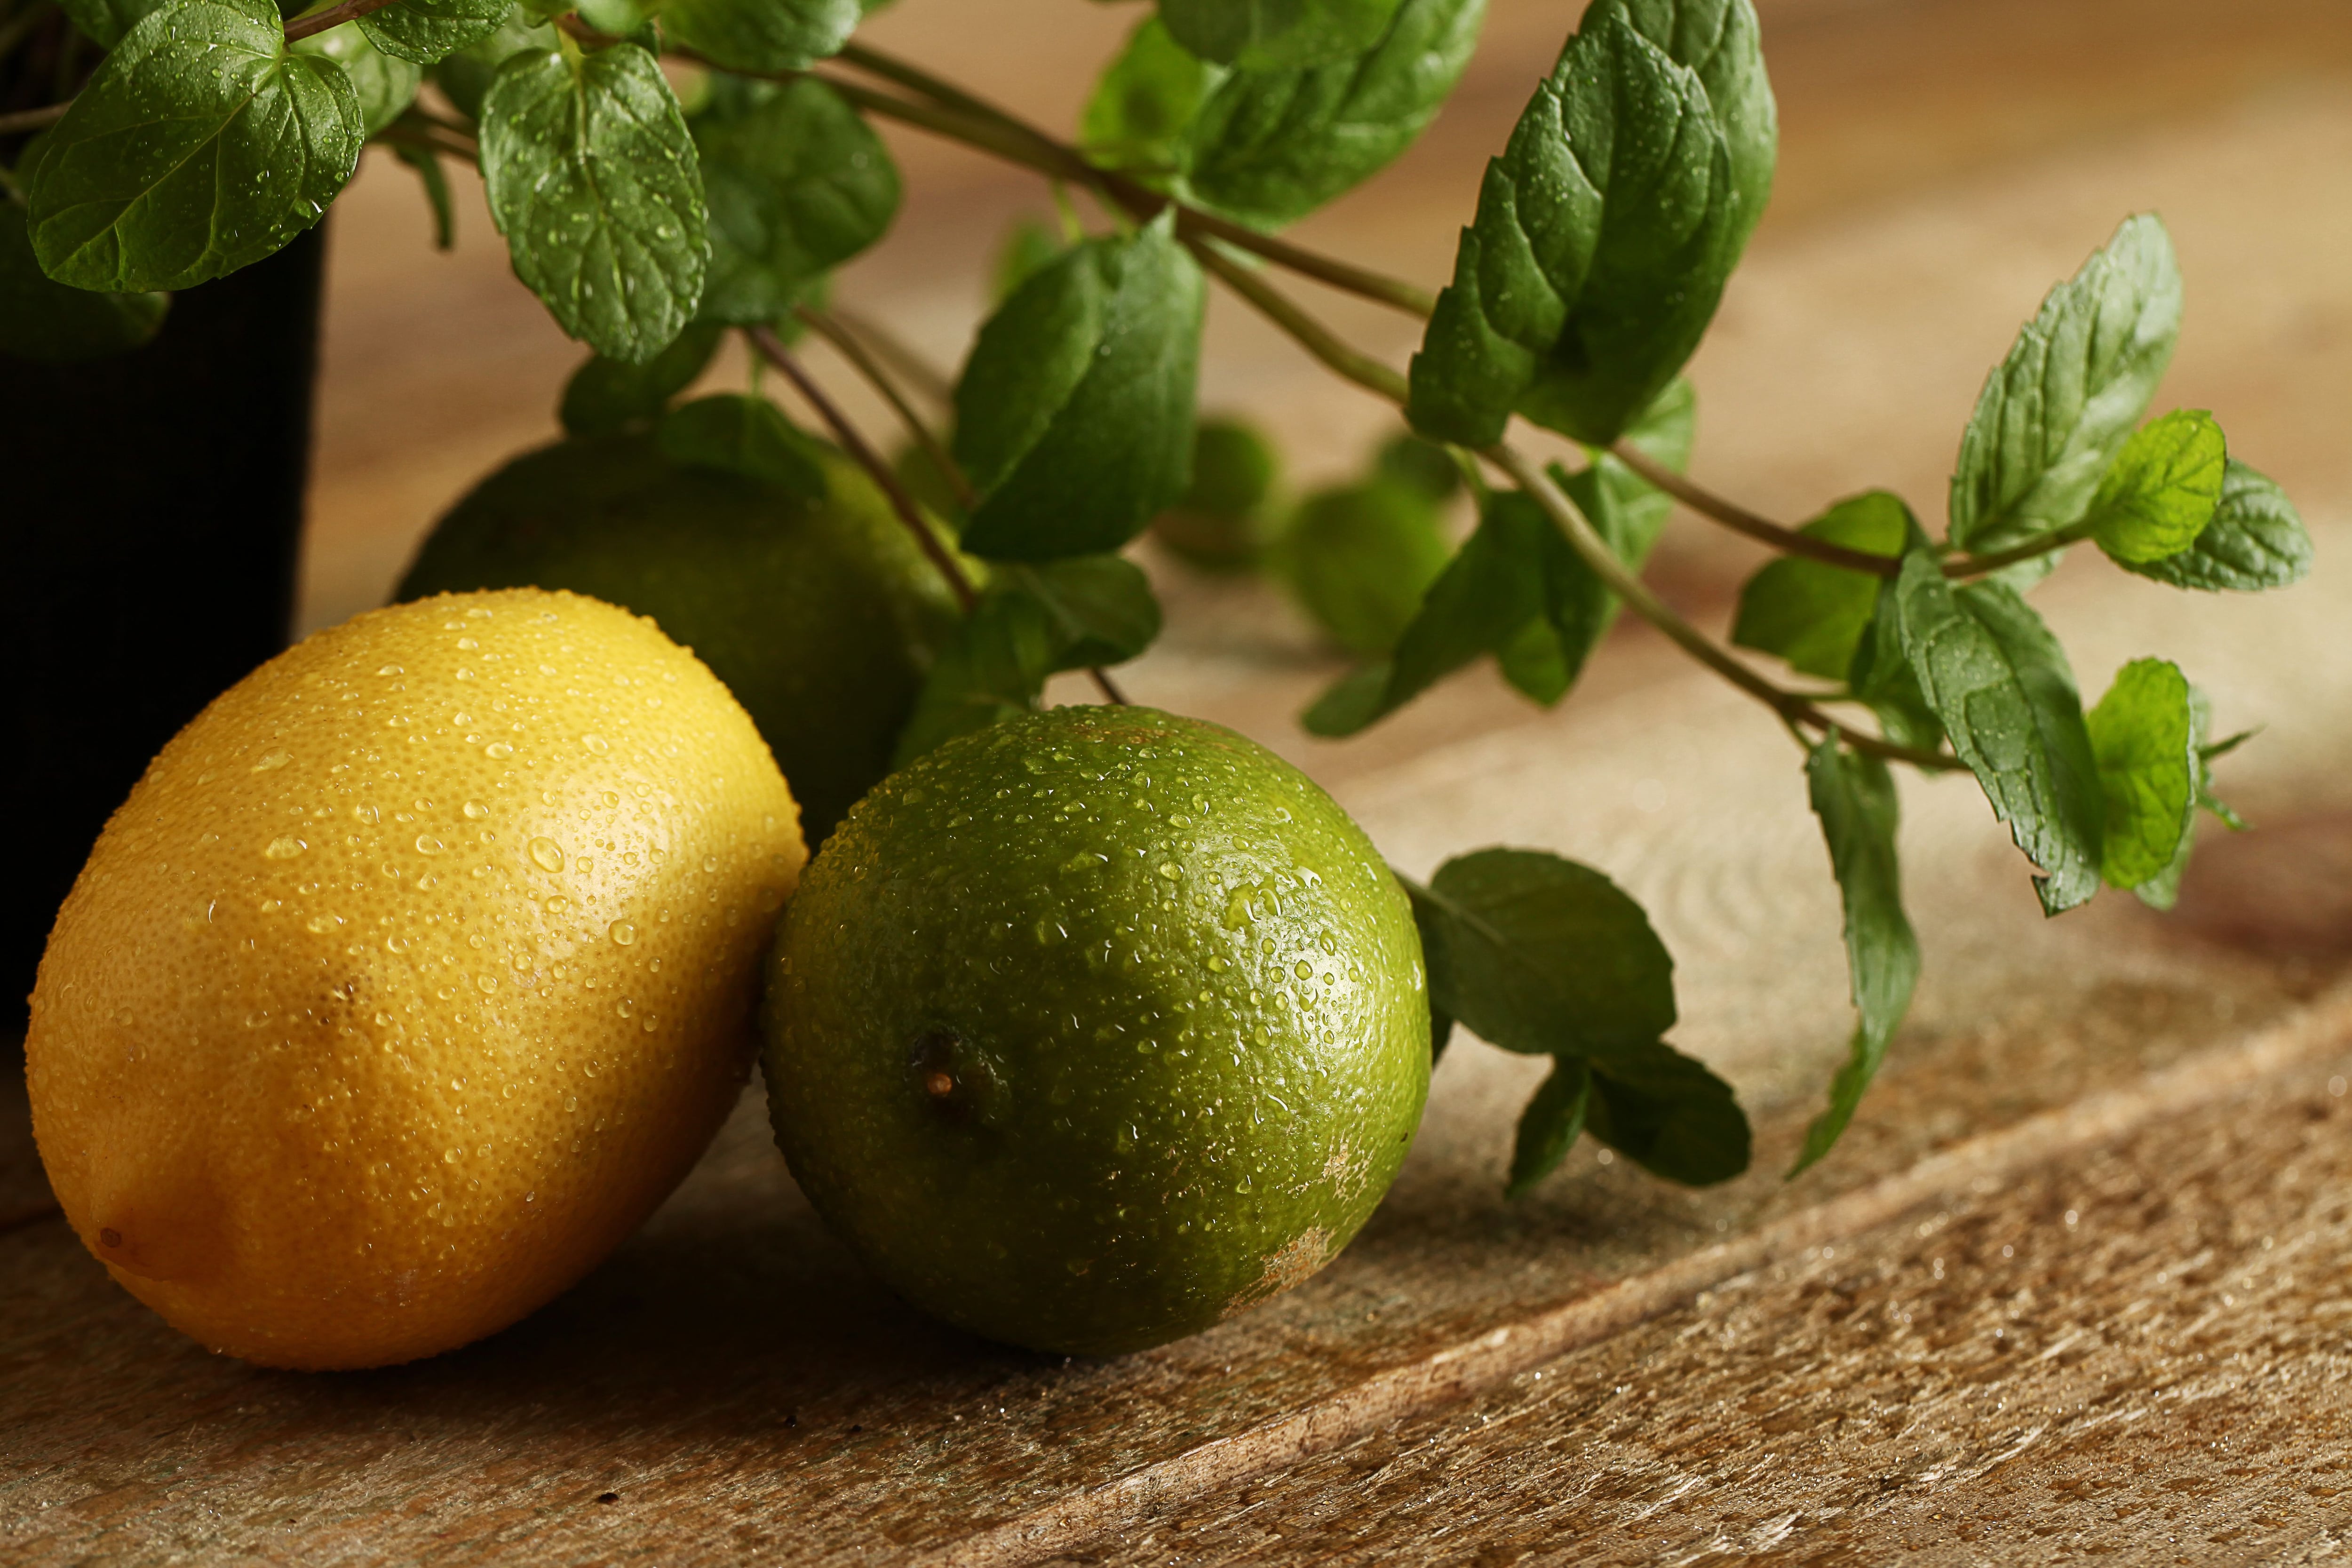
[397,431,959,843]
[763,705,1429,1356]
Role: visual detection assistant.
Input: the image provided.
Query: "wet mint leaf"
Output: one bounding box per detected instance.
[1159,0,1401,71]
[1790,740,1918,1175]
[1417,847,1677,1059]
[955,214,1203,561]
[1506,1056,1591,1197]
[2118,458,2311,593]
[357,0,509,65]
[1406,1,1768,446]
[659,0,857,72]
[480,40,707,363]
[693,78,899,326]
[1894,549,2103,914]
[1585,1041,1748,1186]
[1731,490,1909,681]
[2084,656,2196,894]
[1948,214,2181,556]
[28,0,361,292]
[292,21,422,133]
[2086,408,2226,565]
[0,200,168,362]
[1184,0,1485,229]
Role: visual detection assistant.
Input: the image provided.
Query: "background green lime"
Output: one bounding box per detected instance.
[397,434,960,843]
[763,705,1430,1356]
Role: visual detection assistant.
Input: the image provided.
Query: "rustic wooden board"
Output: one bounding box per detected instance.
[7,0,2352,1561]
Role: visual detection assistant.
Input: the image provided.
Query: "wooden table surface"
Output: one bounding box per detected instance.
[8,0,2352,1562]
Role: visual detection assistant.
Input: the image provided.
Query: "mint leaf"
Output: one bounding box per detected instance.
[1585,1041,1748,1185]
[1417,847,1677,1059]
[1152,415,1282,567]
[358,0,509,65]
[1589,0,1775,223]
[1406,2,1766,446]
[1790,740,1918,1175]
[658,0,858,72]
[1731,491,1909,681]
[429,8,554,120]
[1159,0,1402,70]
[2132,689,2246,909]
[993,555,1163,669]
[955,214,1204,561]
[693,77,899,326]
[0,200,169,362]
[1083,15,1224,178]
[1184,0,1485,229]
[656,392,828,497]
[292,22,422,134]
[954,239,1109,494]
[28,0,361,293]
[2119,458,2311,593]
[480,41,707,364]
[1275,480,1452,655]
[890,592,1061,767]
[58,0,168,47]
[2085,656,2196,894]
[1894,549,2103,914]
[1506,1056,1591,1197]
[990,217,1066,306]
[560,320,723,436]
[2086,408,2225,565]
[1947,214,2182,555]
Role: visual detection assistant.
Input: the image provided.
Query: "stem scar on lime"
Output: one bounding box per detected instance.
[761,705,1430,1356]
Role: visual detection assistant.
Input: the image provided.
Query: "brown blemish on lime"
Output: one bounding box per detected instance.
[1224,1226,1334,1318]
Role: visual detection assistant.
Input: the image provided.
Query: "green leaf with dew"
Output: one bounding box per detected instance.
[1159,0,1402,70]
[357,0,509,65]
[2118,458,2311,593]
[479,40,707,363]
[28,0,361,293]
[1731,490,1909,681]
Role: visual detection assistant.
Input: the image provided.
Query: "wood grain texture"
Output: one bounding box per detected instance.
[7,0,2352,1561]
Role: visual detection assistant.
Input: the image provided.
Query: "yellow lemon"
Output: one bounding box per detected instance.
[25,588,804,1369]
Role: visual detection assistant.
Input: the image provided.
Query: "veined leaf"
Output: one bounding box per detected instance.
[27,0,361,293]
[1415,847,1676,1059]
[1589,0,1773,225]
[2086,409,2225,565]
[357,0,509,65]
[1790,740,1918,1175]
[1732,491,1909,681]
[1184,0,1485,229]
[1894,549,2103,914]
[1506,1056,1591,1197]
[992,555,1163,670]
[292,22,421,133]
[1405,2,1767,446]
[0,199,169,362]
[429,9,555,120]
[2085,657,2196,895]
[1159,0,1402,70]
[955,215,1204,561]
[659,0,859,72]
[480,40,708,364]
[1947,214,2182,555]
[693,77,900,326]
[1083,16,1224,177]
[1307,381,1689,736]
[1585,1041,1748,1185]
[2119,459,2311,593]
